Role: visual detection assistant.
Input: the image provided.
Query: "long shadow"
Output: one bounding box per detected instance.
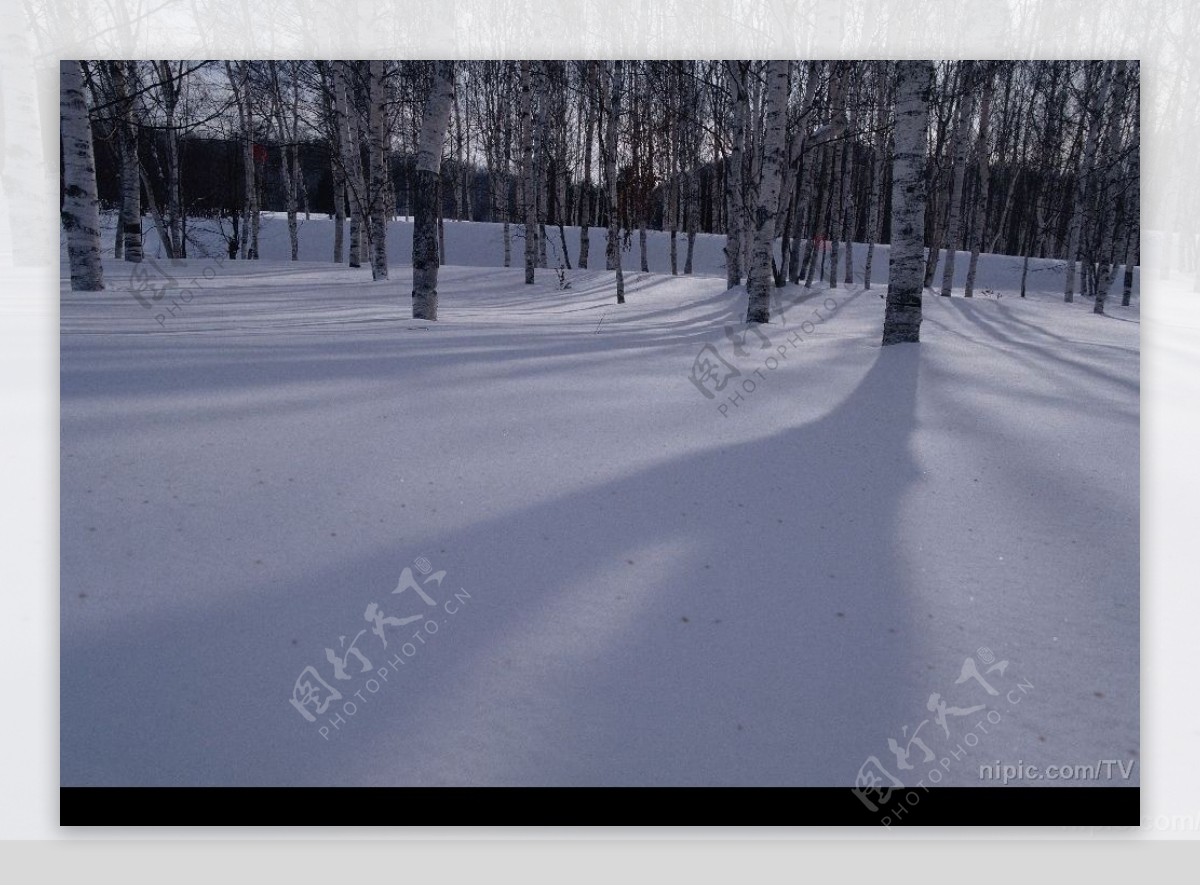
[930,297,1139,397]
[60,285,851,435]
[61,344,927,787]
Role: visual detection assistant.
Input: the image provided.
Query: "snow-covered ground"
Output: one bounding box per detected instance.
[60,217,1138,789]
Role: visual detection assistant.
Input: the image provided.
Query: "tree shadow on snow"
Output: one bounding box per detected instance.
[61,339,929,790]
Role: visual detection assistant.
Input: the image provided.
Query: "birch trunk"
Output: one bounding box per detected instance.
[111,62,142,263]
[1065,62,1110,303]
[788,168,807,284]
[841,76,859,286]
[603,61,624,303]
[964,67,995,298]
[502,85,513,267]
[60,61,104,291]
[332,152,345,262]
[684,168,698,274]
[578,61,595,269]
[883,61,933,346]
[724,62,748,289]
[154,61,184,258]
[668,70,680,276]
[940,63,975,297]
[138,163,174,258]
[827,136,845,287]
[368,60,388,280]
[1094,61,1128,315]
[225,61,257,260]
[286,76,301,261]
[270,63,300,262]
[746,62,789,324]
[784,62,821,285]
[413,61,455,321]
[1121,95,1140,307]
[534,64,549,270]
[826,63,851,288]
[863,62,889,291]
[334,62,367,268]
[519,61,537,284]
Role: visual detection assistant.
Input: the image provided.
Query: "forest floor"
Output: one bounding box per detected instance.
[60,216,1139,791]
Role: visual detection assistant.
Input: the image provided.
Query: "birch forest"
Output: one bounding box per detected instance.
[63,60,1140,336]
[60,59,1141,798]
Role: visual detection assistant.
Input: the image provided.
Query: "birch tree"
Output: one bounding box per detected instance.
[367,60,388,281]
[1093,61,1128,316]
[151,60,184,258]
[315,62,345,262]
[60,60,104,291]
[519,61,537,284]
[1121,81,1140,308]
[601,60,624,304]
[724,61,749,290]
[939,62,974,297]
[578,61,596,269]
[333,61,368,268]
[745,61,789,324]
[269,61,301,262]
[963,65,995,298]
[827,62,849,288]
[412,61,455,321]
[863,62,891,291]
[1064,62,1109,303]
[110,61,143,263]
[224,61,258,260]
[882,61,933,346]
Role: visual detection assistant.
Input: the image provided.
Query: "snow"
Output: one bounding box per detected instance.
[60,216,1138,789]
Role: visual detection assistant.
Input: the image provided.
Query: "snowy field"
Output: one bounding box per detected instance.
[60,216,1138,788]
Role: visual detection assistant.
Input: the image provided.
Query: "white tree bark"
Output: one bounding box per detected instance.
[60,60,104,291]
[940,62,975,297]
[1064,62,1110,303]
[863,62,890,291]
[964,65,995,298]
[1094,60,1128,315]
[1121,85,1140,308]
[412,61,455,321]
[519,61,537,284]
[367,60,388,281]
[578,61,595,270]
[883,61,934,346]
[111,61,142,263]
[502,82,512,268]
[225,61,258,260]
[270,62,300,262]
[724,61,748,290]
[334,62,368,268]
[534,62,549,270]
[602,61,624,303]
[827,63,849,288]
[153,60,184,258]
[745,61,789,324]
